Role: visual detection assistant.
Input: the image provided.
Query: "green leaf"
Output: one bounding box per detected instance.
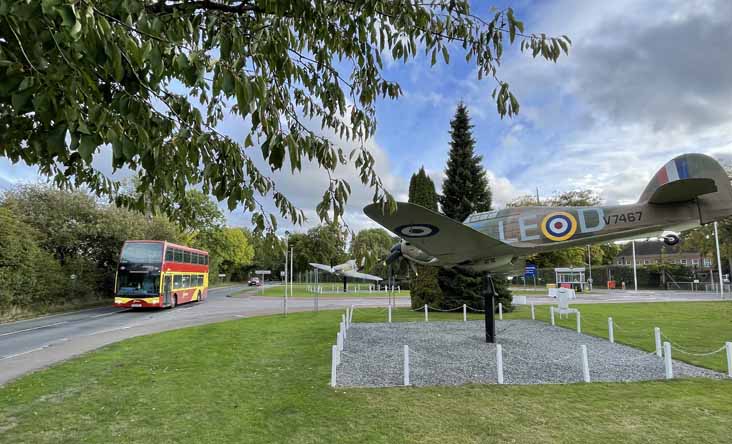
[78,134,96,163]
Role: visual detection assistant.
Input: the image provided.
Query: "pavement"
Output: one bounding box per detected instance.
[0,285,409,386]
[511,288,729,305]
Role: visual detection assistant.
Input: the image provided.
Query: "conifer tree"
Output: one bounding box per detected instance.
[439,103,492,222]
[437,103,511,310]
[407,168,442,308]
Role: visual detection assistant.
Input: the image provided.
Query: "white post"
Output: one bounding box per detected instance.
[388,304,392,323]
[576,311,581,333]
[341,316,347,339]
[714,222,724,299]
[337,330,343,352]
[632,240,638,292]
[654,327,662,357]
[581,345,590,383]
[403,345,411,386]
[608,317,614,343]
[663,341,673,379]
[463,304,467,322]
[498,303,503,320]
[397,285,400,292]
[290,247,294,304]
[424,304,428,322]
[330,345,338,387]
[726,342,732,378]
[550,307,555,326]
[530,303,535,320]
[496,344,504,384]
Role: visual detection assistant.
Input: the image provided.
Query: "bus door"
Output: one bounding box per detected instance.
[163,275,172,306]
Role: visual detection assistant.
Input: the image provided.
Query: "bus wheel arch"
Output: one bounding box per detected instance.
[170,294,178,308]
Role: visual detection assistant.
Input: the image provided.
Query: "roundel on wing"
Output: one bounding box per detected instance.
[540,212,577,242]
[394,224,440,238]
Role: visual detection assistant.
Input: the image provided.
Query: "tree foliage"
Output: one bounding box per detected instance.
[407,167,438,212]
[407,166,441,307]
[350,228,393,276]
[439,102,491,221]
[0,0,569,229]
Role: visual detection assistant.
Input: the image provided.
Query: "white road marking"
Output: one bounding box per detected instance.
[90,310,127,318]
[0,346,47,360]
[0,321,68,337]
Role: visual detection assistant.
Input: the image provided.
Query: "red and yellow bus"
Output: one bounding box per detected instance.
[113,240,209,309]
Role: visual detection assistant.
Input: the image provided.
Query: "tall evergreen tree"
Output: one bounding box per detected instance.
[439,103,492,221]
[437,103,510,311]
[408,167,438,211]
[407,168,442,308]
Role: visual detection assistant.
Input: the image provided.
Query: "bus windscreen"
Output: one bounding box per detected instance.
[120,243,164,264]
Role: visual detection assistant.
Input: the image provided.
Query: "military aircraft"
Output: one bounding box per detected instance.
[365,153,732,275]
[309,259,382,292]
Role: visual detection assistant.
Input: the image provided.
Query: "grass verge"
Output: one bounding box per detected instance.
[1,304,731,443]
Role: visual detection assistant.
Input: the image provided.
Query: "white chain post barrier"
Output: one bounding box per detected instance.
[337,329,343,352]
[341,316,347,339]
[530,303,535,320]
[403,345,411,386]
[388,304,392,323]
[664,341,673,379]
[498,303,503,320]
[576,311,581,333]
[463,304,467,322]
[655,327,662,357]
[726,342,732,378]
[496,344,504,384]
[550,307,555,326]
[581,345,590,382]
[424,304,429,322]
[330,345,338,387]
[608,317,614,343]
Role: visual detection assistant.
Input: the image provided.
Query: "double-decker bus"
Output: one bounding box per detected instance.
[113,240,209,309]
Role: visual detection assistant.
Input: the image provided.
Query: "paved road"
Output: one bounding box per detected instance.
[512,288,729,304]
[0,285,409,386]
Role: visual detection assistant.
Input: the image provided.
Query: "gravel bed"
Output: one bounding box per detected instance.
[336,320,723,387]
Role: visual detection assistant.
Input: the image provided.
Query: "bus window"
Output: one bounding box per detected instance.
[165,248,174,261]
[193,253,200,264]
[174,249,183,262]
[181,275,190,288]
[204,255,208,265]
[173,275,182,289]
[183,251,190,263]
[197,275,203,286]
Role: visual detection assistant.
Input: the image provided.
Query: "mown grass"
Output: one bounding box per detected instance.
[1,303,732,443]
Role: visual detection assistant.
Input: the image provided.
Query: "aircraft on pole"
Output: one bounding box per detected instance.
[309,259,382,292]
[365,153,732,342]
[366,153,732,274]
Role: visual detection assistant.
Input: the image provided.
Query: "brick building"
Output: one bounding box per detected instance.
[614,240,712,268]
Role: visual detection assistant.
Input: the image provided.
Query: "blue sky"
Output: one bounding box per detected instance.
[2,0,732,232]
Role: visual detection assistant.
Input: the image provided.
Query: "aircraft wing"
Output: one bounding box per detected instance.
[309,263,334,274]
[364,202,518,266]
[342,270,383,281]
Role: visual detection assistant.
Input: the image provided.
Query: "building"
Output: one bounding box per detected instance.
[614,240,712,268]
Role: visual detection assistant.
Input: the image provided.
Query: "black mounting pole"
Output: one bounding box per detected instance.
[483,273,496,343]
[343,276,348,293]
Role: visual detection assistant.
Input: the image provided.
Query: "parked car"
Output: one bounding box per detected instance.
[248,277,261,286]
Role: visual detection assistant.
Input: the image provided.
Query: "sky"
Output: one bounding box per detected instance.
[2,0,732,234]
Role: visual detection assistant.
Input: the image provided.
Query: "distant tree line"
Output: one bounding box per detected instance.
[0,185,253,319]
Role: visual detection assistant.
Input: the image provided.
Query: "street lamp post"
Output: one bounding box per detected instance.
[714,222,724,299]
[632,240,638,292]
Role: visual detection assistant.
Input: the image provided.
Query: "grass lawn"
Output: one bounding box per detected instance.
[243,283,410,298]
[2,303,732,443]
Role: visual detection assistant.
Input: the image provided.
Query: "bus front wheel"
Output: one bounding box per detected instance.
[196,291,203,303]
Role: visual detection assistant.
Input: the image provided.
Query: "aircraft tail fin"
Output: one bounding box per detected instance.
[639,153,732,223]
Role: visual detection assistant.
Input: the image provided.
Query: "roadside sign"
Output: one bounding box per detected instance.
[524,265,537,276]
[255,270,272,275]
[280,271,285,277]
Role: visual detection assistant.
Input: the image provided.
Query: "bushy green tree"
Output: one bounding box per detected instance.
[407,167,442,308]
[0,207,63,317]
[350,228,394,277]
[0,1,569,228]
